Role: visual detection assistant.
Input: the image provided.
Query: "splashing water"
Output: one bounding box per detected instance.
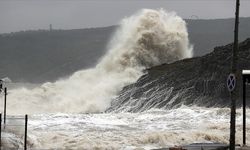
[24,107,250,149]
[1,9,192,114]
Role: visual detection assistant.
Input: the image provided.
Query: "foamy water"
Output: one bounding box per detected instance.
[14,106,246,149]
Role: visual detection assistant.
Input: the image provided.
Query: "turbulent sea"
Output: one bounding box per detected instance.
[2,107,249,149]
[1,9,249,149]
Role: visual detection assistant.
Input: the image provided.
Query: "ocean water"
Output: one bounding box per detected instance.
[2,106,244,149]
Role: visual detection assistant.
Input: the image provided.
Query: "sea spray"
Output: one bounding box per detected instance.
[1,9,193,114]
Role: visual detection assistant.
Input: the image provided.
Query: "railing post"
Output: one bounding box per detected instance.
[243,77,246,146]
[0,113,2,150]
[24,114,28,150]
[3,88,7,126]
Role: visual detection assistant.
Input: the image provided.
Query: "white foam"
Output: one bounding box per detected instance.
[24,107,250,149]
[1,9,192,114]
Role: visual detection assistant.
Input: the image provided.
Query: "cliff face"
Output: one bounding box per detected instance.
[107,39,250,112]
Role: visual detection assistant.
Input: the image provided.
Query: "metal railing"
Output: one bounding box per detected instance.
[0,113,28,150]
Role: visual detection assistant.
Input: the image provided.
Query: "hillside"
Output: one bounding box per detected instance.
[107,38,250,112]
[0,27,114,82]
[187,17,250,55]
[0,18,250,83]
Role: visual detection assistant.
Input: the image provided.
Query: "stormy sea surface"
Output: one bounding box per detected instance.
[1,9,250,149]
[2,107,250,149]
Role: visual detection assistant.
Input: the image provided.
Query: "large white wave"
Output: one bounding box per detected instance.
[1,9,193,114]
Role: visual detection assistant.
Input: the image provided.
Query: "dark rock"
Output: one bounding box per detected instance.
[107,38,250,112]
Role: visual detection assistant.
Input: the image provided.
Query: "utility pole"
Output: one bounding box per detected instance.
[230,0,240,150]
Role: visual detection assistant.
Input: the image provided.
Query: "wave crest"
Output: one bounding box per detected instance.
[2,9,193,114]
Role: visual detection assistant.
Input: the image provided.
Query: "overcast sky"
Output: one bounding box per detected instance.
[0,0,250,33]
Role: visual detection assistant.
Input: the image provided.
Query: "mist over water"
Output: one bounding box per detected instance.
[2,9,192,114]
